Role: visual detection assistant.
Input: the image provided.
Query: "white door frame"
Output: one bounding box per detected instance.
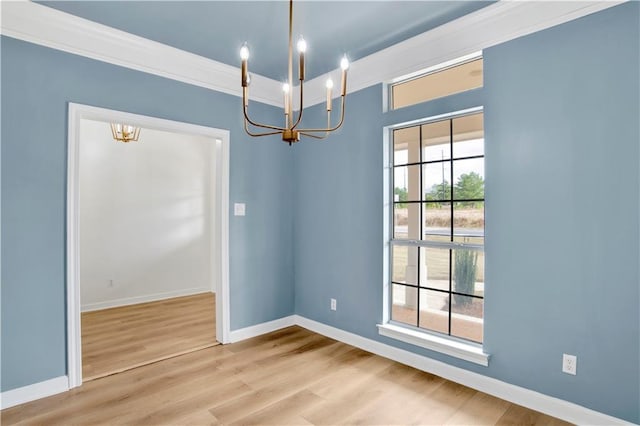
[66,102,231,389]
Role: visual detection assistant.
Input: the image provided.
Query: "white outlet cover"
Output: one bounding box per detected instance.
[234,203,246,216]
[562,353,577,375]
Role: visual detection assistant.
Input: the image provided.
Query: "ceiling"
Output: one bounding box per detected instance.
[37,1,495,81]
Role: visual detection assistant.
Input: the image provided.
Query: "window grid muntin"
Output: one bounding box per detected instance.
[390,110,484,343]
[417,124,423,327]
[393,153,484,169]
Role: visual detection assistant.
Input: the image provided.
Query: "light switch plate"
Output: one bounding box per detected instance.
[234,203,246,216]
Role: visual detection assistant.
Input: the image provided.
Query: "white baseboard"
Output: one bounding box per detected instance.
[228,315,296,343]
[81,287,212,312]
[0,376,69,410]
[292,315,630,426]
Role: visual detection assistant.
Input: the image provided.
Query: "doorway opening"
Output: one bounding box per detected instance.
[67,103,230,388]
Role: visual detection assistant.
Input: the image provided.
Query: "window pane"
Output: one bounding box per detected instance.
[423,162,451,201]
[452,248,484,297]
[453,201,484,239]
[452,158,484,200]
[418,289,449,334]
[392,284,417,326]
[422,120,450,161]
[394,203,420,240]
[393,126,420,166]
[392,245,418,285]
[393,204,408,239]
[392,58,483,109]
[423,202,451,241]
[451,295,483,343]
[419,247,450,291]
[453,113,484,159]
[394,165,420,202]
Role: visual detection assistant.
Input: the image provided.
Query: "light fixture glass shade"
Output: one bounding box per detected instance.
[110,123,141,143]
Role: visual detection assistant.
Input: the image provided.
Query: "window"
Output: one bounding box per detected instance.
[389,111,485,344]
[391,56,483,110]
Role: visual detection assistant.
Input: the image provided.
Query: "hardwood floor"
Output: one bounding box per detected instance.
[3,326,569,425]
[82,292,217,381]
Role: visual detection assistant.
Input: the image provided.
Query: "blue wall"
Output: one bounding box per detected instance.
[2,2,639,422]
[293,3,639,423]
[0,36,294,391]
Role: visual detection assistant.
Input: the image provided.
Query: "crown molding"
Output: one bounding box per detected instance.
[0,0,282,107]
[302,0,625,107]
[1,1,625,110]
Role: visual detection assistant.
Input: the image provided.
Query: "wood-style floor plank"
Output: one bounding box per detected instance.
[81,292,216,380]
[2,326,571,426]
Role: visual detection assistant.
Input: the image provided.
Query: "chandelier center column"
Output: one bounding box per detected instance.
[287,0,294,128]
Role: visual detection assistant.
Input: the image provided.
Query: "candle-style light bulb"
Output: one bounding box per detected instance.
[297,37,306,81]
[340,55,349,70]
[240,43,250,87]
[340,55,349,96]
[297,37,307,53]
[325,78,334,111]
[240,43,250,60]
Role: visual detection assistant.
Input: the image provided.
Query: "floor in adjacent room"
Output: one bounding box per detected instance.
[2,326,569,425]
[81,292,217,381]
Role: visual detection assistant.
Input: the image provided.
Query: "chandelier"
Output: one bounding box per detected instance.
[110,123,141,143]
[240,0,349,145]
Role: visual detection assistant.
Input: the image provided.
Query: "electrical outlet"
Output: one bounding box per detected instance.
[562,354,577,375]
[330,298,337,311]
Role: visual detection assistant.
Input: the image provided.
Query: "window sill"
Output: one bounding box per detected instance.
[377,323,489,366]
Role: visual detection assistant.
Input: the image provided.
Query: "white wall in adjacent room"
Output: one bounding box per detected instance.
[79,119,216,311]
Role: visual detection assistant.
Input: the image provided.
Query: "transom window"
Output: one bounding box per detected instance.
[391,56,483,110]
[390,110,484,343]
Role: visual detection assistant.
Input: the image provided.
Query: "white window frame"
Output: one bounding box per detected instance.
[380,106,489,366]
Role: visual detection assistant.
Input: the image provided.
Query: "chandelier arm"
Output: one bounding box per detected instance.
[243,103,287,132]
[291,81,305,130]
[300,110,331,139]
[299,131,328,140]
[297,94,346,133]
[244,119,284,137]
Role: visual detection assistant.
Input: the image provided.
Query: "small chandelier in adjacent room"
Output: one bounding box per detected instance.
[240,0,349,145]
[110,123,141,143]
